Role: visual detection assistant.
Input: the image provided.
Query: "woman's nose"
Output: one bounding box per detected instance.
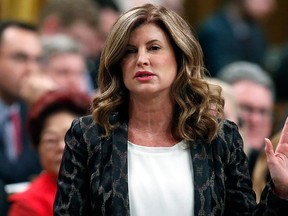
[136,50,149,66]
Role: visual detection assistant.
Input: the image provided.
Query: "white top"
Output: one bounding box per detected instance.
[128,141,194,216]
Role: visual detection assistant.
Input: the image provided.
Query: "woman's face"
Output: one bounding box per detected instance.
[38,111,76,180]
[121,23,177,99]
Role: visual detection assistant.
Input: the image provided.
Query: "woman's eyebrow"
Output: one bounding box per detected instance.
[127,39,160,47]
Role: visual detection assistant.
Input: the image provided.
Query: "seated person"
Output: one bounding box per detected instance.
[197,0,276,76]
[8,90,91,216]
[20,34,94,107]
[217,61,275,174]
[206,77,240,125]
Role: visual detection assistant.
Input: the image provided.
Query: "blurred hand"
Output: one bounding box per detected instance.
[265,117,288,199]
[20,73,58,106]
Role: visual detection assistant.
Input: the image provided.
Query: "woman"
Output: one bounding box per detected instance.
[8,90,91,216]
[54,3,288,215]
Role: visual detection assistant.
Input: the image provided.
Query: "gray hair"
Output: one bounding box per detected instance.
[217,61,275,100]
[41,34,82,63]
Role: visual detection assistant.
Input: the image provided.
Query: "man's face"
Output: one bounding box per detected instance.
[243,0,276,20]
[232,80,274,150]
[64,22,102,59]
[0,26,42,104]
[45,52,87,92]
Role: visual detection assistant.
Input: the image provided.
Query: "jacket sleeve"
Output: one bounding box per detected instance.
[222,121,288,215]
[219,121,258,215]
[54,117,92,216]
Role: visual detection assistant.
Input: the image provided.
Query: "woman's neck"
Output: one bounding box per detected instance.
[128,97,179,147]
[129,96,173,127]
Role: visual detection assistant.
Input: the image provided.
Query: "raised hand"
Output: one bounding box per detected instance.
[265,117,288,199]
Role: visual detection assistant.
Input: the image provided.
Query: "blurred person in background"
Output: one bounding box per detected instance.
[20,34,95,107]
[8,90,91,216]
[206,78,240,125]
[0,20,43,216]
[41,34,93,94]
[38,0,102,89]
[207,78,248,146]
[197,0,276,76]
[118,0,184,14]
[38,0,101,60]
[162,0,184,15]
[117,0,162,12]
[91,0,120,88]
[94,0,120,46]
[217,61,275,174]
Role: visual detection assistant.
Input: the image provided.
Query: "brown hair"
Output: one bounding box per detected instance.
[92,3,224,143]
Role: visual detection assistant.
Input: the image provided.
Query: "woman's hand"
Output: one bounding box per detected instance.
[265,117,288,199]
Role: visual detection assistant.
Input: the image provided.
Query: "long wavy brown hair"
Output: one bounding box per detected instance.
[92,3,224,143]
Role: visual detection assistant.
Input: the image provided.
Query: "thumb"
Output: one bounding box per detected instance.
[265,138,274,162]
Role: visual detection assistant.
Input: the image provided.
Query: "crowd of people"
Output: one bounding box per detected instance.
[0,0,288,215]
[8,90,91,215]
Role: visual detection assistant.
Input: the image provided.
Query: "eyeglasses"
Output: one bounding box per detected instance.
[239,104,273,120]
[40,135,65,151]
[0,52,43,64]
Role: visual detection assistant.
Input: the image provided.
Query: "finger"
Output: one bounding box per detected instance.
[278,117,288,144]
[265,138,274,162]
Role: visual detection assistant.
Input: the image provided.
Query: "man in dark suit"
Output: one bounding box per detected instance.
[0,20,43,214]
[197,0,276,77]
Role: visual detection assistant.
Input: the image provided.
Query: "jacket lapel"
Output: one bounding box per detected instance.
[109,120,213,216]
[111,122,130,215]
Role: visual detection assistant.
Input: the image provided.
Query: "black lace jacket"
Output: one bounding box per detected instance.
[54,115,287,216]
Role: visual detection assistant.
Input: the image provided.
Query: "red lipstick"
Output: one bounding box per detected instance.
[134,71,155,81]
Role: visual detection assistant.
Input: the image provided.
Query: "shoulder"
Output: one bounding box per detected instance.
[212,120,245,160]
[71,114,96,131]
[66,114,102,145]
[64,114,110,161]
[217,119,242,142]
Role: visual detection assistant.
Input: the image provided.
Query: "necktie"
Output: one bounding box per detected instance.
[10,109,22,157]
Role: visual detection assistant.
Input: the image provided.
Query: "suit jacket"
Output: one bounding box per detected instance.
[54,115,287,216]
[0,102,42,184]
[197,9,267,76]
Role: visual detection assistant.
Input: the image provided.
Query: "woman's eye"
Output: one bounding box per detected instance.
[149,45,160,51]
[124,49,136,55]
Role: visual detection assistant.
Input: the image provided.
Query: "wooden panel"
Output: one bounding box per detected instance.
[260,0,288,45]
[0,0,47,24]
[183,0,223,29]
